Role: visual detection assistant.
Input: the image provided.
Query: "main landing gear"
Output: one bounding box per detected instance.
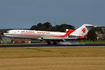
[47,41,57,45]
[47,41,51,45]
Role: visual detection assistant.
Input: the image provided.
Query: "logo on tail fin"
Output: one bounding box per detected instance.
[82,28,86,33]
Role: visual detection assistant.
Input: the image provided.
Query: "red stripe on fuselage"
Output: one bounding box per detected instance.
[78,35,84,39]
[63,29,75,37]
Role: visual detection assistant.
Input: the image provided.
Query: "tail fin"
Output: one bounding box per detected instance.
[71,24,94,37]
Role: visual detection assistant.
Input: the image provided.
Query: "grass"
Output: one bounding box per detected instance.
[0,42,47,45]
[0,47,105,70]
[0,47,105,58]
[79,41,105,44]
[1,57,105,70]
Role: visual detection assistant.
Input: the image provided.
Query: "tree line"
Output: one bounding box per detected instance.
[30,22,75,32]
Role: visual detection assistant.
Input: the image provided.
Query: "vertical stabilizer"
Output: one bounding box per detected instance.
[71,24,94,37]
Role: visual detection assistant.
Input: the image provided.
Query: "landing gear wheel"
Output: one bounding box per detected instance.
[47,41,51,45]
[53,42,57,45]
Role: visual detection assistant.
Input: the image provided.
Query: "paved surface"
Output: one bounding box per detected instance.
[0,44,105,48]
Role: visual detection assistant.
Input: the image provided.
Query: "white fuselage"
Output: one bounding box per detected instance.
[4,29,79,41]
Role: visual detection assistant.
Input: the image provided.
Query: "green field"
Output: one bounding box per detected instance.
[0,47,105,70]
[79,41,105,44]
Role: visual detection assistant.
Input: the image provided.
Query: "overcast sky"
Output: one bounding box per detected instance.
[0,0,105,29]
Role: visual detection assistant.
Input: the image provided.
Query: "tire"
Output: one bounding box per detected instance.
[47,41,51,45]
[53,42,57,45]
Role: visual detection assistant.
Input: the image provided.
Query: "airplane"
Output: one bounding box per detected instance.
[3,24,95,45]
